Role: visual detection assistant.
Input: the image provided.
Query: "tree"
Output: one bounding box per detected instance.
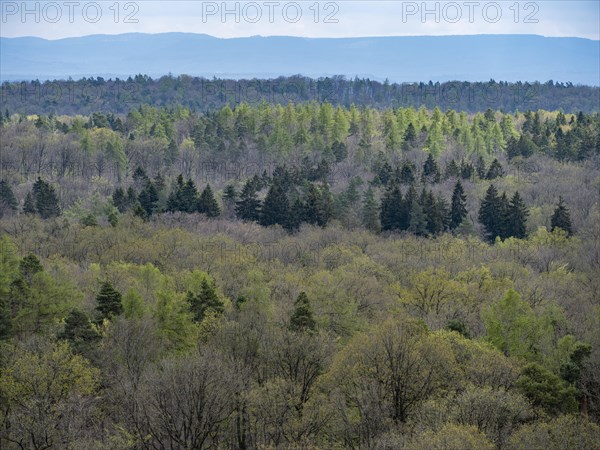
[138,181,159,217]
[408,199,428,236]
[112,187,128,212]
[0,341,99,450]
[486,158,504,180]
[361,187,380,232]
[260,180,290,228]
[23,191,36,214]
[551,196,573,236]
[450,180,467,230]
[59,309,101,355]
[478,184,502,242]
[96,281,123,321]
[483,289,538,358]
[236,179,261,222]
[507,191,529,239]
[516,363,578,415]
[0,180,17,218]
[290,291,316,332]
[32,177,60,218]
[304,183,332,227]
[197,184,221,218]
[187,278,224,322]
[380,184,403,231]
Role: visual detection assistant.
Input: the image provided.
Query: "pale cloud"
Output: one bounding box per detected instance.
[1,1,598,40]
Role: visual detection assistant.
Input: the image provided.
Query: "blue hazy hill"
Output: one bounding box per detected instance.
[1,33,598,84]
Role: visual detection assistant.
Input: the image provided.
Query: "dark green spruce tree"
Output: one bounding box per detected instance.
[450,180,467,230]
[197,184,220,218]
[551,196,573,236]
[260,180,289,228]
[187,279,224,322]
[236,180,261,222]
[507,191,529,239]
[478,184,502,242]
[0,180,18,218]
[96,281,123,321]
[362,186,380,232]
[32,178,60,219]
[290,291,316,332]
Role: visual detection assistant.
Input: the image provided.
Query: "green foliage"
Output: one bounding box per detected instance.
[290,291,316,332]
[551,196,573,236]
[187,278,224,323]
[483,289,538,358]
[517,362,578,416]
[96,281,123,321]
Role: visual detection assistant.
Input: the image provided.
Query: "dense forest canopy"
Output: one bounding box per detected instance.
[2,75,600,116]
[1,89,600,448]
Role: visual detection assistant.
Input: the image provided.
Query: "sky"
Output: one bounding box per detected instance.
[1,1,599,40]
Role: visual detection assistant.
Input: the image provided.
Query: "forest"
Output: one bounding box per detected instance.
[2,75,600,116]
[0,93,600,449]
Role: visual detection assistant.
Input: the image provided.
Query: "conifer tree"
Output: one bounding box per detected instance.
[478,184,502,242]
[450,180,467,230]
[59,310,100,355]
[361,187,380,233]
[486,158,504,180]
[23,192,36,215]
[422,153,440,182]
[260,180,290,228]
[380,184,403,231]
[236,180,261,222]
[166,175,183,212]
[112,187,128,213]
[551,196,573,236]
[290,291,316,332]
[32,178,60,219]
[96,281,123,320]
[508,191,529,239]
[0,180,18,218]
[182,179,200,213]
[445,160,460,179]
[197,184,220,218]
[408,199,428,236]
[187,279,224,322]
[138,181,159,217]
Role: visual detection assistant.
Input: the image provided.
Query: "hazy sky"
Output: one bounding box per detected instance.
[1,1,599,40]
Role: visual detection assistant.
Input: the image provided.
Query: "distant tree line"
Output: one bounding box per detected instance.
[1,75,599,116]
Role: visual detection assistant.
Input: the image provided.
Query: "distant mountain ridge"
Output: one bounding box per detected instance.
[1,33,599,85]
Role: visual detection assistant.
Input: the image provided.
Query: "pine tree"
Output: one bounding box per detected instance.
[23,192,36,214]
[166,174,185,212]
[362,187,380,232]
[486,158,504,180]
[0,180,18,218]
[32,178,60,219]
[408,199,428,236]
[182,179,200,213]
[508,191,529,239]
[476,156,487,179]
[303,183,333,228]
[260,180,289,228]
[138,181,158,217]
[290,291,316,332]
[422,153,439,181]
[379,184,403,231]
[402,122,417,151]
[187,279,224,322]
[59,310,100,355]
[478,184,502,242]
[236,180,261,222]
[445,160,460,179]
[551,196,573,236]
[96,281,123,320]
[450,180,467,230]
[197,184,220,218]
[112,187,128,213]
